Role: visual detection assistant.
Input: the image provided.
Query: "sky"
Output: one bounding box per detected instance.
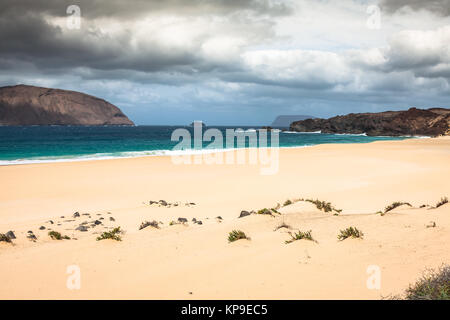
[0,0,449,125]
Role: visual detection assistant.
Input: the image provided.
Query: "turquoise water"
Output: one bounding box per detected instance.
[0,126,412,165]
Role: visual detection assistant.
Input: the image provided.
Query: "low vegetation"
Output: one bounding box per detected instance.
[337,227,364,241]
[139,220,159,230]
[270,208,280,214]
[304,199,342,213]
[96,227,122,241]
[283,199,292,207]
[285,230,316,244]
[435,197,448,208]
[384,201,412,213]
[257,208,272,215]
[403,264,450,300]
[0,233,12,243]
[228,230,249,243]
[48,231,70,240]
[274,222,291,231]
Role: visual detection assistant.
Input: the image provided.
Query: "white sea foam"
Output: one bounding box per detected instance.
[282,130,322,134]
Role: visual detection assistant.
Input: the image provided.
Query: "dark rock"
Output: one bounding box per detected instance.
[82,213,90,216]
[109,217,115,221]
[289,107,450,137]
[178,217,188,223]
[39,226,46,230]
[94,220,102,225]
[76,225,89,232]
[99,217,104,220]
[192,218,197,223]
[27,230,33,233]
[27,233,37,241]
[48,220,54,224]
[216,216,223,220]
[60,216,65,218]
[73,212,80,218]
[5,231,16,239]
[239,210,251,218]
[0,84,134,126]
[196,221,203,225]
[159,200,168,206]
[149,201,158,205]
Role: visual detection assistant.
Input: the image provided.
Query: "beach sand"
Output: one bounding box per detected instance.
[0,137,449,299]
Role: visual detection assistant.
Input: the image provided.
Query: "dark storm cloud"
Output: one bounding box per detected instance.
[0,0,281,77]
[0,0,292,19]
[379,0,450,16]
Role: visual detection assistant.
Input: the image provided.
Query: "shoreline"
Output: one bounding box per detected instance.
[0,134,431,166]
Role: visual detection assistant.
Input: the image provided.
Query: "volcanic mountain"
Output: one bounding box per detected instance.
[0,84,134,126]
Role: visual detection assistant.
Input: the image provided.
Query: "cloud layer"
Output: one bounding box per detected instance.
[0,0,449,124]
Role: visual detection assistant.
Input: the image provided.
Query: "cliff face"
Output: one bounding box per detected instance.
[0,85,134,126]
[289,107,450,137]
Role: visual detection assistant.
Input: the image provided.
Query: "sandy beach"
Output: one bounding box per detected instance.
[0,137,449,299]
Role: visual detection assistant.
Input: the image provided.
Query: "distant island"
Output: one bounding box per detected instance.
[289,107,450,137]
[0,84,134,126]
[271,115,314,127]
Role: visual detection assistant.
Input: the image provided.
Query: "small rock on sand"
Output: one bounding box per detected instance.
[94,220,102,225]
[159,200,168,206]
[239,211,251,218]
[178,217,188,223]
[73,212,80,218]
[39,226,46,230]
[76,225,89,232]
[109,217,115,221]
[196,221,203,225]
[27,232,37,241]
[6,231,16,239]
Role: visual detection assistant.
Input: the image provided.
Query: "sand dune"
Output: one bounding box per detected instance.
[0,137,449,299]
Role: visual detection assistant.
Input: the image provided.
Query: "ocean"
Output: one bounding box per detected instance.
[0,125,414,165]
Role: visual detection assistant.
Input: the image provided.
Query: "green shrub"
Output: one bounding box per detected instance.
[97,227,122,241]
[338,227,364,241]
[285,230,316,244]
[436,197,448,208]
[305,199,341,213]
[384,201,412,213]
[404,264,450,300]
[257,208,272,215]
[48,231,70,240]
[283,199,292,207]
[270,208,280,214]
[228,230,249,242]
[0,233,12,243]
